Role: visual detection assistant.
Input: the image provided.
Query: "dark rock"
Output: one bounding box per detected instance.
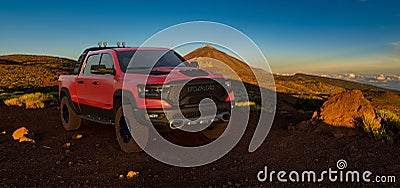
[295,121,308,131]
[331,129,345,138]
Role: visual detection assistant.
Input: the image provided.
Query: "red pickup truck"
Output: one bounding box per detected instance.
[58,45,233,152]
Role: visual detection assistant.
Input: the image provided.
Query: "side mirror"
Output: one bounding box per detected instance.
[90,65,115,75]
[191,61,199,68]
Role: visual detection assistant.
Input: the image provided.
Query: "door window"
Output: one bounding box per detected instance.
[99,53,115,74]
[83,54,100,75]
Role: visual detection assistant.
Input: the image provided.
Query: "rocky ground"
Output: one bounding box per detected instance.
[1,101,399,187]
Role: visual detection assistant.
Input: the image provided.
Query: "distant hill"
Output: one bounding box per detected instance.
[275,73,400,114]
[0,54,75,92]
[184,45,273,88]
[183,46,400,114]
[184,45,253,75]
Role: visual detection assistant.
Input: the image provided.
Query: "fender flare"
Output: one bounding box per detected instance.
[113,90,138,111]
[59,87,80,114]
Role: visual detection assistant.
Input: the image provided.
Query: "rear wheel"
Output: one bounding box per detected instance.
[115,105,145,153]
[60,96,81,131]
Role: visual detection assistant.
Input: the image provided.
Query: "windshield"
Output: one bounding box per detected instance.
[117,50,189,72]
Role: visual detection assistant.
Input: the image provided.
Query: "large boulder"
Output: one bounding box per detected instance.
[310,89,376,128]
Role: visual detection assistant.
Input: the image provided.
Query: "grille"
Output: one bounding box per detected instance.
[165,79,228,107]
[172,111,201,119]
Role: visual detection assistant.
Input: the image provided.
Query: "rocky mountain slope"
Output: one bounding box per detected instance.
[0,55,75,92]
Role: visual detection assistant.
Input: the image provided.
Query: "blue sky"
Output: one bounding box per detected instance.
[0,0,399,73]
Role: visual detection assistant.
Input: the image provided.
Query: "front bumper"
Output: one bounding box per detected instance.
[134,102,232,132]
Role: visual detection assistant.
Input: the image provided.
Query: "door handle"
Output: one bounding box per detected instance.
[92,81,99,85]
[77,80,84,84]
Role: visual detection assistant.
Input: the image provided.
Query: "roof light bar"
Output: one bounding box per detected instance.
[97,41,125,48]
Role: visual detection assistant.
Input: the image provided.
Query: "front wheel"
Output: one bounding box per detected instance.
[115,105,147,153]
[60,96,81,131]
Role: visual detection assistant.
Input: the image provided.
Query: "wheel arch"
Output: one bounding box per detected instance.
[59,87,80,114]
[113,90,138,114]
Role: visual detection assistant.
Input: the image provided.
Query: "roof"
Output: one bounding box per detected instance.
[83,47,171,53]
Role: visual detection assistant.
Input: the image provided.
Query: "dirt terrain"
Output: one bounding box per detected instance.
[1,103,399,187]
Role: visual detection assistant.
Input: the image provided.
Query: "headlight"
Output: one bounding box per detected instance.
[137,84,170,98]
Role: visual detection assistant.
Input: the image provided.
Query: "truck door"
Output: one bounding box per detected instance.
[77,53,100,110]
[90,53,115,110]
[77,53,115,117]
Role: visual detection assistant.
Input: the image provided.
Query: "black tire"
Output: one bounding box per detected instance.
[60,96,81,131]
[115,105,147,153]
[201,122,228,139]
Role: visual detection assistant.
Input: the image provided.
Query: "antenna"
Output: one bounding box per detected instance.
[122,42,127,47]
[117,42,121,47]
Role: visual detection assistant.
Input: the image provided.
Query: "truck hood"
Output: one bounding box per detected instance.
[124,66,226,84]
[151,67,210,76]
